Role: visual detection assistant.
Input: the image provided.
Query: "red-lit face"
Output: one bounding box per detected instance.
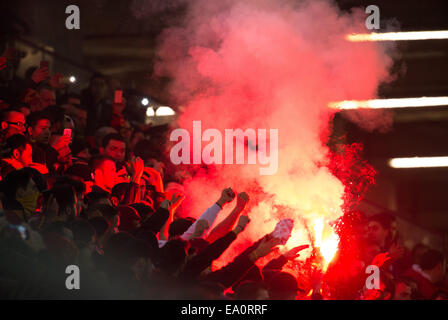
[23,88,43,111]
[367,221,388,247]
[97,159,119,191]
[17,143,33,166]
[30,119,51,145]
[104,139,126,162]
[2,111,26,135]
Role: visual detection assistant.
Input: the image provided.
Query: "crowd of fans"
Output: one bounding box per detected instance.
[0,47,447,300]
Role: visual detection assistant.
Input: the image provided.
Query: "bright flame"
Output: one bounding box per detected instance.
[313,218,339,271]
[389,156,448,168]
[346,30,448,42]
[329,97,448,110]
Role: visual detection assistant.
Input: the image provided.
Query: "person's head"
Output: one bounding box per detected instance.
[22,88,43,112]
[88,216,111,247]
[51,183,78,219]
[110,182,130,207]
[53,176,86,216]
[267,272,299,300]
[66,163,94,194]
[103,231,134,261]
[69,219,96,252]
[3,134,33,166]
[90,156,119,192]
[420,249,446,283]
[70,140,91,160]
[91,204,120,233]
[366,213,393,248]
[156,237,189,275]
[168,218,195,240]
[27,111,52,145]
[234,281,269,300]
[129,202,155,222]
[122,238,153,281]
[1,109,26,136]
[0,168,40,213]
[101,133,126,162]
[43,106,66,136]
[117,205,141,232]
[89,74,107,101]
[38,86,56,109]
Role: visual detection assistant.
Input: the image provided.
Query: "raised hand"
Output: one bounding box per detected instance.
[160,192,185,212]
[233,215,251,234]
[216,187,235,208]
[250,236,282,261]
[372,252,392,268]
[388,242,405,261]
[283,244,310,260]
[31,66,49,84]
[51,135,72,153]
[169,192,185,212]
[49,73,65,89]
[235,192,249,210]
[131,157,145,184]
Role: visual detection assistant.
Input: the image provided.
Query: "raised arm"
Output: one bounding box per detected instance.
[181,187,235,240]
[206,192,249,243]
[181,215,251,279]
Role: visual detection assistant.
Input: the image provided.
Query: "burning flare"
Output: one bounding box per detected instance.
[313,218,339,271]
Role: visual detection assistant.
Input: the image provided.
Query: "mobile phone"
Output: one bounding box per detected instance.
[114,90,123,104]
[63,128,72,137]
[40,60,49,69]
[9,224,28,240]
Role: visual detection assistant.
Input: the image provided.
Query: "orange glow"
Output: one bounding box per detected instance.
[313,218,339,272]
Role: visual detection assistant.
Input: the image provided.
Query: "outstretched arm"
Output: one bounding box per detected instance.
[181,188,235,240]
[206,192,249,243]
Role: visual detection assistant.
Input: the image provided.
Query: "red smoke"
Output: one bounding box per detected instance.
[154,0,394,272]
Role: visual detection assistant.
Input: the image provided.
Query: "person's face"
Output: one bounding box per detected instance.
[367,221,388,246]
[104,139,126,162]
[16,177,38,200]
[30,119,51,145]
[394,282,412,300]
[77,148,91,160]
[39,88,56,109]
[23,88,43,111]
[120,121,132,141]
[84,181,93,194]
[98,159,119,190]
[2,111,26,134]
[16,143,33,166]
